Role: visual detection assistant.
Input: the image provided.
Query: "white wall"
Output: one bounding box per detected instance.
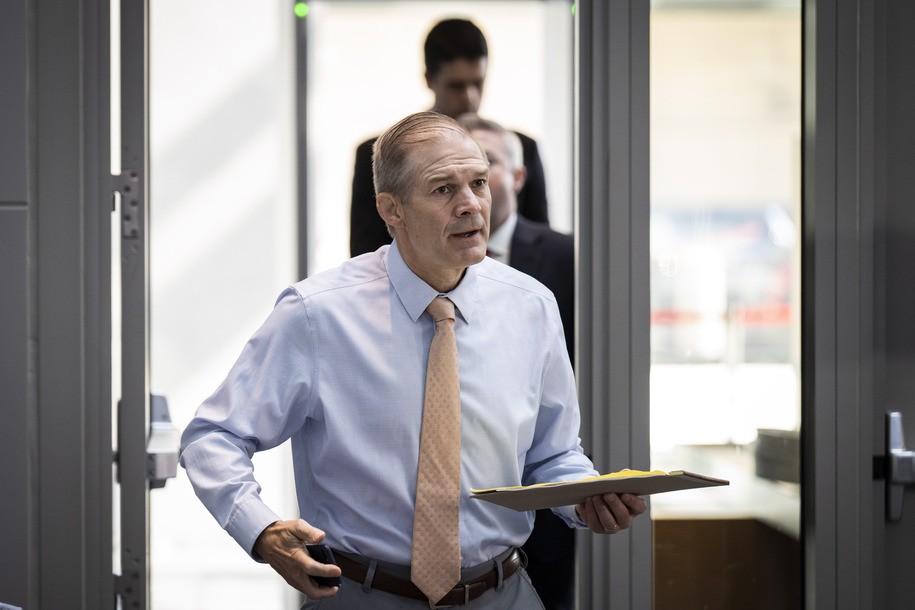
[148,1,297,608]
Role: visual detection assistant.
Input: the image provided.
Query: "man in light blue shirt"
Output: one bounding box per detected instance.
[180,111,646,608]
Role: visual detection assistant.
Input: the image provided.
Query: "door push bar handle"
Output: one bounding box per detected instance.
[148,393,180,489]
[887,411,915,522]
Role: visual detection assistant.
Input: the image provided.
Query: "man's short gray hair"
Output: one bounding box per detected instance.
[372,111,472,202]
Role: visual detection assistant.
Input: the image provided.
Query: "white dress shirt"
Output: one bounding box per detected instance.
[485,211,518,265]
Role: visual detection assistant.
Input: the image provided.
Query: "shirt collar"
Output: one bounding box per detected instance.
[486,212,518,263]
[385,239,479,324]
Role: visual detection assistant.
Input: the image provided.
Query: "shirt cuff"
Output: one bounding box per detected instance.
[225,496,283,560]
[552,504,588,528]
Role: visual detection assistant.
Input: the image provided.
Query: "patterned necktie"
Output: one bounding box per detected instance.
[411,296,462,604]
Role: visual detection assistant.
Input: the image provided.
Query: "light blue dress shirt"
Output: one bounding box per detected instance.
[180,240,598,568]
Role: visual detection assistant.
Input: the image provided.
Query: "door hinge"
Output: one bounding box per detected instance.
[112,169,142,239]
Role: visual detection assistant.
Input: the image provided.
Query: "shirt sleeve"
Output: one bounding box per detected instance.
[179,289,314,557]
[522,301,599,528]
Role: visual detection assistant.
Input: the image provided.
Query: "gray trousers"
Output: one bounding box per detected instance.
[301,549,546,610]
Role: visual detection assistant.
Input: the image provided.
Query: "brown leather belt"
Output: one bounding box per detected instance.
[333,548,523,607]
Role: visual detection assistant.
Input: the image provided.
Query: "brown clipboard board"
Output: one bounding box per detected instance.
[469,470,729,511]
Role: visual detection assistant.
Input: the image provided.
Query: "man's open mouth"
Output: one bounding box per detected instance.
[454,229,479,238]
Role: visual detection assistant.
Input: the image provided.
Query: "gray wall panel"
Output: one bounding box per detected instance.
[0,208,30,607]
[0,0,28,202]
[36,0,86,604]
[0,0,112,606]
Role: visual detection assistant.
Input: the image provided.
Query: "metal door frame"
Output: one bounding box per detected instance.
[575,1,652,608]
[114,0,153,607]
[802,0,877,607]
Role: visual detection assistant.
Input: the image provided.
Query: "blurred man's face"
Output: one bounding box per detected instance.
[426,58,487,118]
[470,128,520,233]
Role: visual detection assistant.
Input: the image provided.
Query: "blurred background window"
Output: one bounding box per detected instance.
[648,2,803,608]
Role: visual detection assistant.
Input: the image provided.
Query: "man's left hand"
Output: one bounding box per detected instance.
[575,493,647,534]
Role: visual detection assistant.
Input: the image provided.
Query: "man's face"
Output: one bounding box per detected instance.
[469,128,517,233]
[426,58,487,118]
[385,130,491,292]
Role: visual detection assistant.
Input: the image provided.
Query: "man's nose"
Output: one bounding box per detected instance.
[454,186,483,216]
[463,86,481,110]
[465,86,481,108]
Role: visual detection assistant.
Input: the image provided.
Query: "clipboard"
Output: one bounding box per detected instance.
[470,469,729,511]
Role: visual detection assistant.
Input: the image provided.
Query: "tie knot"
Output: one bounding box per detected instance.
[426,296,455,323]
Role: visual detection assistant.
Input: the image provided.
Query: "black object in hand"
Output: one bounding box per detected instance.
[306,544,342,587]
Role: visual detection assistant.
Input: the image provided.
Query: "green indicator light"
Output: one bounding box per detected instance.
[294,2,308,18]
[571,3,576,17]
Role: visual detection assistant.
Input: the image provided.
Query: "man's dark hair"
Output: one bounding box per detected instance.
[424,19,488,78]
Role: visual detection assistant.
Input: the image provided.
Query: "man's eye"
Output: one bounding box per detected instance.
[473,179,487,188]
[434,185,451,195]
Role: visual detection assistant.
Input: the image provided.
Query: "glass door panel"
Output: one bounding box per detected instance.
[649,2,802,608]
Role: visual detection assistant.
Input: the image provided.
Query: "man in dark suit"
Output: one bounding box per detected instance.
[350,18,550,257]
[461,115,576,610]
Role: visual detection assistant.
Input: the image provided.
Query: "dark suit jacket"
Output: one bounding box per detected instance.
[349,132,550,256]
[509,216,575,358]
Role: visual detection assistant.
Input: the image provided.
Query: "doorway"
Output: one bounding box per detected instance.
[144,2,572,608]
[137,1,803,608]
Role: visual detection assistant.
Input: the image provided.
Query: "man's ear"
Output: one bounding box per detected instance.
[376,192,406,230]
[512,165,528,195]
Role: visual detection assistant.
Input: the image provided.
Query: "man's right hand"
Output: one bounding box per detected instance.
[253,519,342,599]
